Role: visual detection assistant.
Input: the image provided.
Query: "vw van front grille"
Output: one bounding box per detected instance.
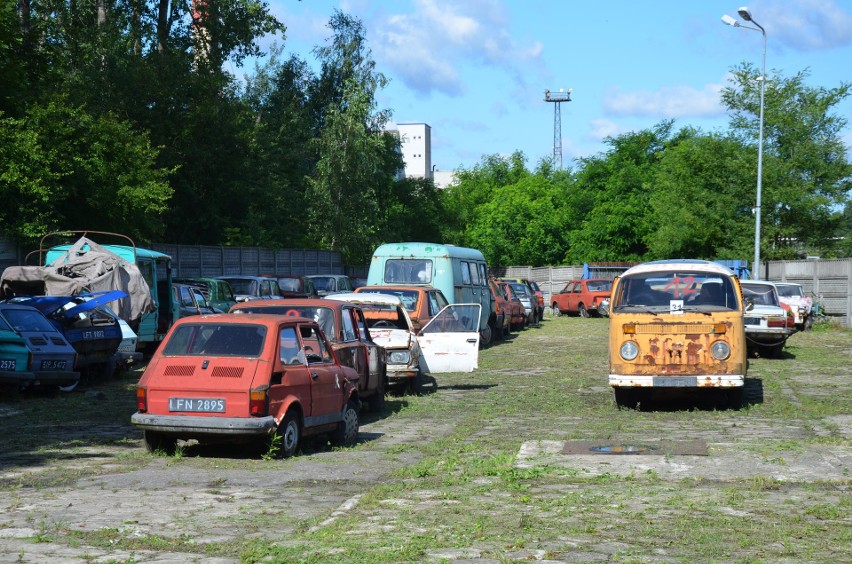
[633,324,718,334]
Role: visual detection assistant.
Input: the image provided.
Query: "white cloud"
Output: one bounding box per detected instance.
[603,82,726,119]
[761,0,852,51]
[586,119,630,141]
[371,0,544,97]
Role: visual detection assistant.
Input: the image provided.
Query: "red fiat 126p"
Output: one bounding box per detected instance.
[131,314,360,457]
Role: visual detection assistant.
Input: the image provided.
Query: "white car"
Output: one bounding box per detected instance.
[327,293,482,392]
[741,281,793,358]
[773,282,813,331]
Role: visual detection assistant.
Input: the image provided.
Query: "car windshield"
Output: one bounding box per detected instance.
[357,289,420,312]
[309,277,336,291]
[225,279,256,294]
[0,315,13,331]
[232,305,336,339]
[775,285,803,298]
[613,270,739,312]
[509,283,529,297]
[1,308,56,332]
[277,278,302,292]
[742,284,781,307]
[163,323,267,356]
[587,280,613,292]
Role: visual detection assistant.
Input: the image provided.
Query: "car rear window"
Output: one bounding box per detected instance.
[1,308,56,332]
[277,278,301,292]
[233,306,336,339]
[587,280,613,292]
[357,289,420,312]
[163,324,267,357]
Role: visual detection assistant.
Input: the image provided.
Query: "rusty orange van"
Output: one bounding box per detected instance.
[608,260,747,408]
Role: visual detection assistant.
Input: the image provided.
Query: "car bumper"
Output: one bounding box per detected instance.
[131,413,276,436]
[28,371,81,387]
[387,366,419,382]
[0,370,37,385]
[744,327,791,344]
[609,374,744,388]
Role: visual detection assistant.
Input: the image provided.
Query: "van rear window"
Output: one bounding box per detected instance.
[384,259,432,284]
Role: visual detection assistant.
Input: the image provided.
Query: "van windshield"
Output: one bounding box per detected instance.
[613,270,739,313]
[384,259,432,284]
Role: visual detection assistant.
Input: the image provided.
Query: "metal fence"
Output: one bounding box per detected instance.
[493,259,852,327]
[149,244,344,278]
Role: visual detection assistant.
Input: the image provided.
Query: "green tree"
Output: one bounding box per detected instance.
[306,12,401,264]
[647,132,755,260]
[566,122,688,263]
[0,102,172,243]
[722,64,852,258]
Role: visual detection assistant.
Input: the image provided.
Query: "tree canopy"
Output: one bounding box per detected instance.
[1,4,849,267]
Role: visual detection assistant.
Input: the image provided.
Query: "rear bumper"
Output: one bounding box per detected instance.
[609,374,744,388]
[131,413,276,436]
[31,371,81,387]
[744,328,791,345]
[0,370,37,385]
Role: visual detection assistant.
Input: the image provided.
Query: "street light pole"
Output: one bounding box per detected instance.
[722,7,766,280]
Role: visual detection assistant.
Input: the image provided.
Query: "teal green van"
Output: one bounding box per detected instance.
[366,242,496,344]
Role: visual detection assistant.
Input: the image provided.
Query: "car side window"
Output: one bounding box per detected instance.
[342,308,358,342]
[478,264,488,286]
[299,325,333,364]
[279,326,302,365]
[572,283,582,293]
[461,262,471,285]
[470,263,480,285]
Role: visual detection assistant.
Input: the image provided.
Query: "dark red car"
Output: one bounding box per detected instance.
[230,299,387,411]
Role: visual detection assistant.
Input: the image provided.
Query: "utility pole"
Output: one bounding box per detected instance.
[544,88,572,169]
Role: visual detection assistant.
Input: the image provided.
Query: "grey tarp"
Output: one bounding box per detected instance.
[0,237,155,323]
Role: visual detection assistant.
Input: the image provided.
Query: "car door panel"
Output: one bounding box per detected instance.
[416,304,481,374]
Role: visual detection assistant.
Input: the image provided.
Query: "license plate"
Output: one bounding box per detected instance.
[653,376,697,387]
[744,317,762,326]
[41,359,67,370]
[168,397,226,413]
[0,359,16,370]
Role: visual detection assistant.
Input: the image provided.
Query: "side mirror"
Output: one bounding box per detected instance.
[745,298,754,312]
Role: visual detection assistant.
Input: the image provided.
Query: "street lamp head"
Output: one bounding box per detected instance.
[738,6,753,21]
[721,14,739,26]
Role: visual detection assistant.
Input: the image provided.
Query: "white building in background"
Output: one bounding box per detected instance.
[391,122,457,189]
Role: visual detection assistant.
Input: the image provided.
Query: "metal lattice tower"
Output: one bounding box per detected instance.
[544,88,572,169]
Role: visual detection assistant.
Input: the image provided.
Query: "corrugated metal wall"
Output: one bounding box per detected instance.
[149,244,344,278]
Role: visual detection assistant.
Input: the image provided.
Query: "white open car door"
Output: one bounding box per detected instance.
[416,304,481,374]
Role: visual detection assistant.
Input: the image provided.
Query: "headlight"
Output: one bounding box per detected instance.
[620,341,639,361]
[388,350,411,364]
[710,341,730,360]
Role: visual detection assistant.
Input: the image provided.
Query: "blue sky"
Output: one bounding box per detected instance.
[241,0,852,173]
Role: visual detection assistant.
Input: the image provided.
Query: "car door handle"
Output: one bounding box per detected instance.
[467,338,477,344]
[311,371,319,380]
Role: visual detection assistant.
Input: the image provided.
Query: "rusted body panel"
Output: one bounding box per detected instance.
[608,260,747,393]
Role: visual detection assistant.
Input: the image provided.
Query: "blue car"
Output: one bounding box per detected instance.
[14,291,126,382]
[0,303,79,390]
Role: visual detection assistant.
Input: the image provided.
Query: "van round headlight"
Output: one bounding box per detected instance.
[710,341,731,360]
[620,341,639,361]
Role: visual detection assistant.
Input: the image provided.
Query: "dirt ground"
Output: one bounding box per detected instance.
[0,317,850,563]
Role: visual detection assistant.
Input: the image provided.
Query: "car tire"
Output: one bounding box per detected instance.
[579,304,590,318]
[143,430,176,455]
[277,410,301,458]
[331,400,359,447]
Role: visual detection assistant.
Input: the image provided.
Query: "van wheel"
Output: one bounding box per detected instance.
[331,400,359,447]
[143,431,176,455]
[579,304,590,318]
[614,388,639,409]
[277,411,301,458]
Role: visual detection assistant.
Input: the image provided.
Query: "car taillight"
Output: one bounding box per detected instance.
[768,317,787,328]
[136,387,147,412]
[249,388,268,416]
